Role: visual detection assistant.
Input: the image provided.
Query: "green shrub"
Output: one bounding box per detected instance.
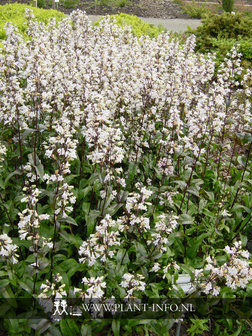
[244,11,252,20]
[37,0,47,8]
[63,0,79,8]
[193,12,252,41]
[222,0,234,13]
[0,3,66,40]
[183,0,211,19]
[115,0,129,7]
[209,37,252,66]
[189,12,252,67]
[239,38,252,60]
[95,13,166,38]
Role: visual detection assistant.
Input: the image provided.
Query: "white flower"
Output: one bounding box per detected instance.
[81,276,106,299]
[120,273,146,297]
[221,210,231,217]
[240,250,249,259]
[212,286,220,296]
[151,263,160,272]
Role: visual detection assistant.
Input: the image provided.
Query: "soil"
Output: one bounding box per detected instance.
[1,0,192,19]
[59,0,191,19]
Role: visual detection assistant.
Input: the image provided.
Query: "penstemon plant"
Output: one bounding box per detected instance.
[0,8,251,336]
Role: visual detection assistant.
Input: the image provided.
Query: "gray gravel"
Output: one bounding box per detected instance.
[88,15,202,32]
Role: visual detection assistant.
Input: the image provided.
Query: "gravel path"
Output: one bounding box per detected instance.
[88,15,202,32]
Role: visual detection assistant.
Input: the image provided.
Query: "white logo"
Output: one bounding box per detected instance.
[53,300,69,316]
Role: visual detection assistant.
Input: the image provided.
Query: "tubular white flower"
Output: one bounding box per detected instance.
[0,233,19,264]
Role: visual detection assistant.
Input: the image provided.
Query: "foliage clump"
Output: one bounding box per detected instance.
[62,0,80,8]
[222,0,234,13]
[182,0,213,19]
[190,12,252,66]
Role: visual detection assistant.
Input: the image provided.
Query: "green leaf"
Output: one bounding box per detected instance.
[86,209,100,236]
[116,249,129,264]
[81,186,92,199]
[0,279,9,289]
[67,319,80,334]
[0,271,7,277]
[180,264,194,279]
[21,128,35,140]
[199,199,207,212]
[59,230,82,247]
[128,162,137,182]
[48,325,62,336]
[28,153,44,180]
[237,155,246,167]
[187,188,199,197]
[19,281,32,294]
[36,319,51,334]
[58,215,78,226]
[149,283,163,297]
[232,204,251,213]
[59,258,79,271]
[0,302,11,317]
[8,318,19,333]
[60,320,75,336]
[134,242,147,257]
[205,191,214,202]
[2,285,17,308]
[81,324,92,336]
[106,203,123,216]
[174,180,187,189]
[4,169,22,187]
[112,319,120,336]
[179,214,194,225]
[82,202,90,214]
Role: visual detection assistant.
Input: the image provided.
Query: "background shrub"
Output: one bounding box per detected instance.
[189,12,252,67]
[193,12,252,40]
[63,0,80,8]
[37,0,47,8]
[0,3,65,40]
[222,0,234,13]
[182,0,212,19]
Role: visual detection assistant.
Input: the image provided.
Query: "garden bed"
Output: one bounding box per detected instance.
[0,3,251,336]
[1,0,191,18]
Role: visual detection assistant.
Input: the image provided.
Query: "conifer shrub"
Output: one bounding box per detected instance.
[189,12,252,67]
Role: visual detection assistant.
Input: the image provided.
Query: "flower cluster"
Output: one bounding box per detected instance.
[79,214,122,266]
[18,163,47,242]
[75,276,106,299]
[0,143,7,167]
[120,273,146,298]
[43,115,78,219]
[195,242,252,296]
[126,183,152,214]
[148,213,178,252]
[38,274,67,299]
[0,233,18,264]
